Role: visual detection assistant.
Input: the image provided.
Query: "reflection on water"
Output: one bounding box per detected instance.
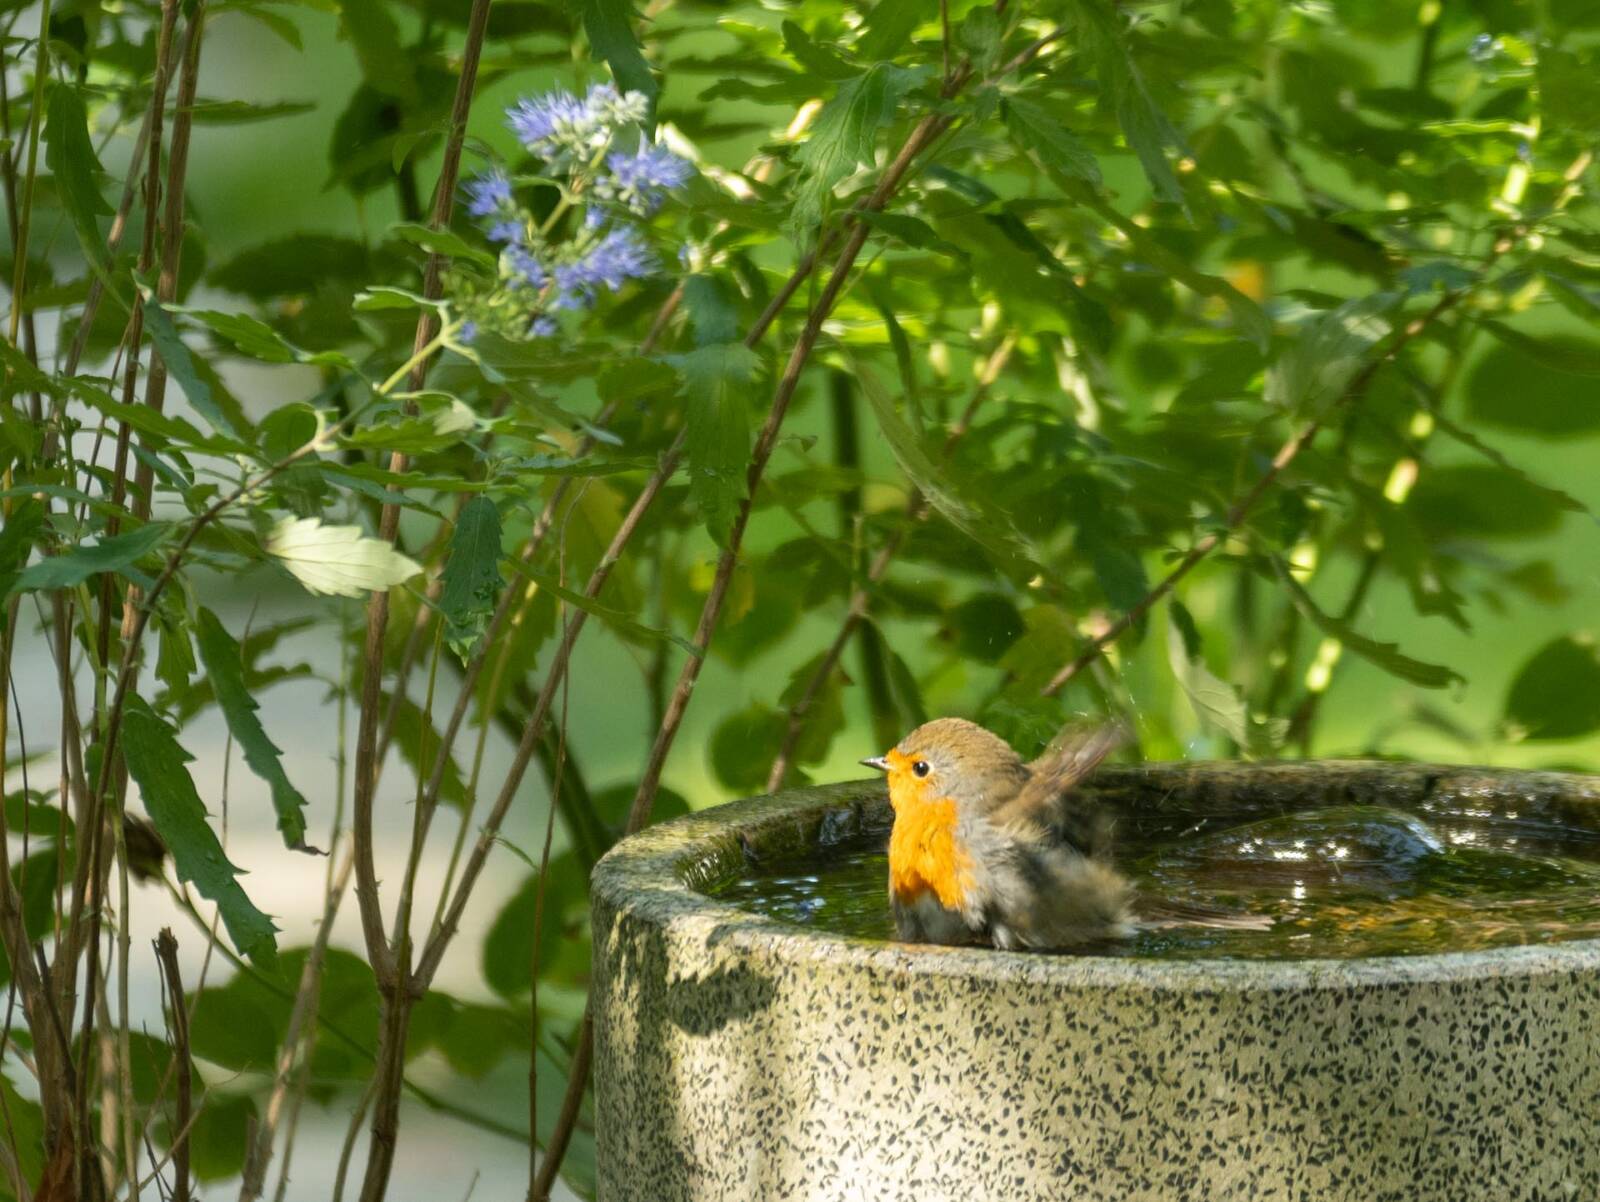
[709,801,1600,959]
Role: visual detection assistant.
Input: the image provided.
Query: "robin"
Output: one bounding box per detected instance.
[861,717,1267,950]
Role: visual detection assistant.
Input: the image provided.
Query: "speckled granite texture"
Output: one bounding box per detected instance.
[592,762,1600,1201]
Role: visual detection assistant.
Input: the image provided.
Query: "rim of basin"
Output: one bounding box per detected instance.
[593,759,1600,992]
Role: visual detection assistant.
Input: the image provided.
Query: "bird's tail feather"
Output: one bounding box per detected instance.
[1137,897,1274,931]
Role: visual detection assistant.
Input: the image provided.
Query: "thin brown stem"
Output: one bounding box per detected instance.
[153,931,191,1202]
[351,0,492,1005]
[352,3,493,1198]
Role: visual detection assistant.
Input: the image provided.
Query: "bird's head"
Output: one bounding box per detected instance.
[862,717,1028,811]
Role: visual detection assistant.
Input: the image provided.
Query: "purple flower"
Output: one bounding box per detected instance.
[596,144,694,215]
[458,320,479,344]
[504,83,651,164]
[530,316,558,337]
[506,244,548,290]
[464,169,513,219]
[507,89,592,153]
[578,226,655,289]
[485,218,524,244]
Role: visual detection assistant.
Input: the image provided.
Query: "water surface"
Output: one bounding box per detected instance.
[708,799,1600,959]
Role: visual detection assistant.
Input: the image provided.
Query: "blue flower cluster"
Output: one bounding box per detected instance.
[455,83,694,339]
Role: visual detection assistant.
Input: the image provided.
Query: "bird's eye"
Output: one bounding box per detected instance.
[912,760,931,778]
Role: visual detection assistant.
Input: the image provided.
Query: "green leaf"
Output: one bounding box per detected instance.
[1476,321,1600,377]
[681,273,739,346]
[193,608,312,852]
[1504,636,1600,740]
[502,561,702,658]
[579,0,659,110]
[480,854,588,997]
[1167,600,1286,757]
[122,694,278,963]
[857,0,922,61]
[9,521,170,596]
[266,517,423,597]
[1464,326,1600,436]
[182,99,318,125]
[857,362,1037,580]
[1266,294,1395,415]
[338,0,417,102]
[439,496,505,661]
[782,20,861,80]
[390,221,497,269]
[44,84,113,277]
[1004,97,1103,188]
[1409,465,1570,540]
[1074,191,1269,350]
[1271,558,1462,689]
[956,7,1002,71]
[1071,0,1187,203]
[792,63,930,231]
[0,496,45,597]
[709,703,788,792]
[675,343,762,546]
[140,290,245,438]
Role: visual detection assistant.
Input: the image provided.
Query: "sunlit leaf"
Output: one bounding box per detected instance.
[266,517,423,597]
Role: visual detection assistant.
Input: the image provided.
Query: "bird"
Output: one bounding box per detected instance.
[861,717,1268,951]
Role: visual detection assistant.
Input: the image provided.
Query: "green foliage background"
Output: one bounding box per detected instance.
[2,0,1600,1196]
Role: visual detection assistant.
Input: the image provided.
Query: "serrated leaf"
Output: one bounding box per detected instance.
[266,517,422,597]
[122,694,278,963]
[501,561,703,658]
[792,63,930,231]
[956,7,1001,71]
[579,0,659,110]
[439,496,505,661]
[782,20,861,80]
[44,84,113,277]
[0,497,45,598]
[1271,558,1461,689]
[194,608,312,851]
[1076,191,1270,350]
[1167,601,1286,757]
[9,521,169,596]
[674,343,762,546]
[681,273,739,346]
[1071,0,1187,203]
[1504,636,1600,740]
[857,362,1038,581]
[1265,294,1395,415]
[857,0,922,61]
[1004,96,1103,188]
[140,290,245,438]
[390,221,497,269]
[338,0,417,102]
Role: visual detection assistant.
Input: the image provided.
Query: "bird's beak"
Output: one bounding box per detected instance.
[860,755,890,772]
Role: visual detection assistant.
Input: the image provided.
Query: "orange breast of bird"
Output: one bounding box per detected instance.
[887,783,976,910]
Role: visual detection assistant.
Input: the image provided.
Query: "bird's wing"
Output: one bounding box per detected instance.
[988,721,1126,854]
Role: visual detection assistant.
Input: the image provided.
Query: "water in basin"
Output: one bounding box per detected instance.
[708,797,1600,958]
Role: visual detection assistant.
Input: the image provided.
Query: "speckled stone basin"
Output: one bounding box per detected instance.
[591,761,1600,1201]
